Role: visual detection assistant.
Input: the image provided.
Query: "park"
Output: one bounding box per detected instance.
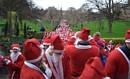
[0,0,130,79]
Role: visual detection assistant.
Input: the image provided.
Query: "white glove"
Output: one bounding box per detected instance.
[4,59,11,65]
[44,63,52,78]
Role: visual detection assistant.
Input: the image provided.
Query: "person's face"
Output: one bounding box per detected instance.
[12,49,19,53]
[126,42,130,48]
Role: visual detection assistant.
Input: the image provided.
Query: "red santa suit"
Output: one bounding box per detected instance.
[64,28,100,78]
[41,36,51,51]
[44,35,71,79]
[79,57,110,79]
[66,36,76,46]
[3,44,24,79]
[105,46,129,79]
[20,38,51,79]
[105,29,130,79]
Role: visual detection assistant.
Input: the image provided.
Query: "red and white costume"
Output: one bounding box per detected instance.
[4,44,24,79]
[64,28,100,78]
[105,29,130,79]
[105,47,130,79]
[79,57,110,79]
[44,35,71,79]
[20,38,51,79]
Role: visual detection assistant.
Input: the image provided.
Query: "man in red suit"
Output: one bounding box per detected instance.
[44,35,71,79]
[64,28,100,78]
[105,29,130,79]
[3,43,24,79]
[20,38,52,79]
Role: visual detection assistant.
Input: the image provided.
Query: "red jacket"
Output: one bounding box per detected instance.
[105,47,129,79]
[64,45,100,77]
[20,63,46,79]
[79,57,106,79]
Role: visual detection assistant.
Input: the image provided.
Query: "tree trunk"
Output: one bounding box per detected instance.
[24,22,27,38]
[108,17,112,33]
[108,0,113,33]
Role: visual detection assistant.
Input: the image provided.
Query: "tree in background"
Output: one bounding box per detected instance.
[23,22,27,38]
[86,0,127,33]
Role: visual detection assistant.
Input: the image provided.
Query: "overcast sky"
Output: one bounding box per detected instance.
[32,0,86,10]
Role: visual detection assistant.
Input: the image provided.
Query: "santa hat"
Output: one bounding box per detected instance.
[66,36,76,45]
[23,38,44,63]
[78,28,90,41]
[125,29,130,43]
[42,36,51,46]
[10,43,21,51]
[74,28,90,45]
[50,35,64,53]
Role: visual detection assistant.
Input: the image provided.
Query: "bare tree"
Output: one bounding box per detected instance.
[64,7,77,24]
[86,0,126,33]
[45,7,59,27]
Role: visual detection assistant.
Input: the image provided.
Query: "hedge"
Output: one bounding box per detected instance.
[104,38,125,45]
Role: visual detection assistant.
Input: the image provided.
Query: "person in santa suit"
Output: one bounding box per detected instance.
[79,57,110,79]
[2,43,24,79]
[20,38,52,79]
[93,32,106,48]
[93,32,108,65]
[41,36,51,51]
[74,28,97,46]
[66,36,76,46]
[64,28,100,78]
[44,35,71,79]
[105,29,130,79]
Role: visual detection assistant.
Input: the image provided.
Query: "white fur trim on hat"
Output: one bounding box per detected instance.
[103,77,111,79]
[43,43,51,46]
[26,49,44,63]
[125,39,130,43]
[12,47,21,51]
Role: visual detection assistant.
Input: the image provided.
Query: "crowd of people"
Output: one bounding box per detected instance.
[0,20,130,79]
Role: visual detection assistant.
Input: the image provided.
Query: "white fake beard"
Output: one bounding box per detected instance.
[53,53,63,63]
[10,50,21,63]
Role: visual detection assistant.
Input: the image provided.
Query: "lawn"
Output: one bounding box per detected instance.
[74,19,130,38]
[0,18,130,38]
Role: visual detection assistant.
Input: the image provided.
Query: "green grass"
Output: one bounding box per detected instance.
[0,18,130,38]
[23,20,53,32]
[74,19,130,38]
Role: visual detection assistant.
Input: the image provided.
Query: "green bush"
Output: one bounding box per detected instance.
[104,38,125,45]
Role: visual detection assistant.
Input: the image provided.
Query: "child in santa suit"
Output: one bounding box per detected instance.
[3,43,24,79]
